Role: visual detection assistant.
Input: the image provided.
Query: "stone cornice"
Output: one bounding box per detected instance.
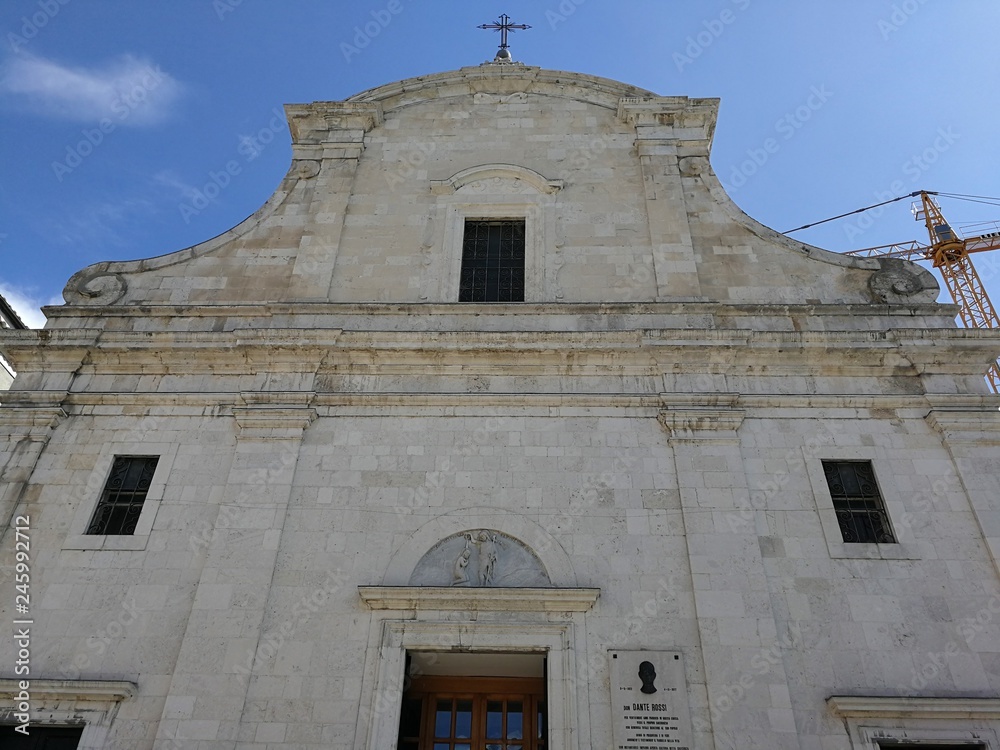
[9,327,994,357]
[31,391,997,414]
[827,695,1000,719]
[358,586,600,612]
[343,65,657,114]
[284,101,384,146]
[0,679,136,703]
[617,96,719,148]
[36,300,962,321]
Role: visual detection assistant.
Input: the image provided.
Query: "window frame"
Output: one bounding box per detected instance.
[803,446,924,560]
[356,603,595,750]
[439,202,547,304]
[64,443,177,551]
[85,455,161,536]
[821,459,896,545]
[459,219,527,303]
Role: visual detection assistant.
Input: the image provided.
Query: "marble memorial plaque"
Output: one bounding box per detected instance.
[609,650,693,750]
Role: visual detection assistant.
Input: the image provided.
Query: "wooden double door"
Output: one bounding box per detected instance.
[399,676,547,750]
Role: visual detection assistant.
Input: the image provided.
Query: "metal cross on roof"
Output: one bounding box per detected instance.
[478,13,531,52]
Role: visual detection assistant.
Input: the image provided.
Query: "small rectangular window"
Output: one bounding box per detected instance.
[86,455,159,535]
[459,220,525,302]
[822,460,895,544]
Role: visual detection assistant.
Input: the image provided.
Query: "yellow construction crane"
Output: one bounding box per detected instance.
[844,190,1000,394]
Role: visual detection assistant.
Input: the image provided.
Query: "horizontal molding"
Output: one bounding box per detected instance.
[827,695,1000,719]
[0,679,136,703]
[36,391,995,413]
[358,586,600,612]
[5,329,995,364]
[35,300,959,319]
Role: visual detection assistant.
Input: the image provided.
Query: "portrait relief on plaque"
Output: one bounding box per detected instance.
[609,650,694,750]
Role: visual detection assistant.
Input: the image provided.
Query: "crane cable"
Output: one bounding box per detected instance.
[782,190,924,234]
[933,192,1000,209]
[783,191,925,234]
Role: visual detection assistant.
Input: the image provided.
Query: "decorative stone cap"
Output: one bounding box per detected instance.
[0,679,136,703]
[284,101,384,145]
[617,96,720,147]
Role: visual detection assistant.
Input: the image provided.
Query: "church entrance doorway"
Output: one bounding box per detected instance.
[0,725,84,749]
[397,653,547,750]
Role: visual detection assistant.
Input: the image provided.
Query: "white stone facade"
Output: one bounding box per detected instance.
[1,63,999,749]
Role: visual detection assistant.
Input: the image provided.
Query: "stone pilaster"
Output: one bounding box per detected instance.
[660,400,799,750]
[619,97,717,301]
[154,397,315,750]
[0,403,66,539]
[285,102,384,301]
[926,399,1000,579]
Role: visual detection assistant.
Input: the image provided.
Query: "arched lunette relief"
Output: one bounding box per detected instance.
[409,529,552,587]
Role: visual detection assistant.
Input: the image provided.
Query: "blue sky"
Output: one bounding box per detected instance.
[2,0,999,328]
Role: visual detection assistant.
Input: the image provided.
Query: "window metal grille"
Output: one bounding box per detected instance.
[459,220,526,302]
[822,460,895,544]
[86,455,159,535]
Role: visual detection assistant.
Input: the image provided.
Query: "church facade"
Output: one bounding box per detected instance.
[1,61,1000,750]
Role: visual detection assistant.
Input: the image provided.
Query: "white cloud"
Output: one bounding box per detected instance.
[152,170,203,203]
[0,52,183,126]
[0,282,61,329]
[44,195,157,249]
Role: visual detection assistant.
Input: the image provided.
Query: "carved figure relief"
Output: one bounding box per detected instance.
[452,547,472,585]
[409,529,551,587]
